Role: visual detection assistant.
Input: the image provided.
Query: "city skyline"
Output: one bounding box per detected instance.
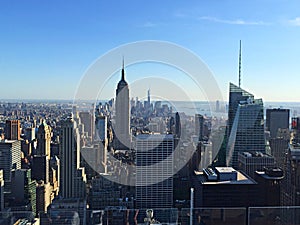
[1,1,300,102]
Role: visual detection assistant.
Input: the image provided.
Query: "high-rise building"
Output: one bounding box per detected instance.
[227,83,254,138]
[238,151,275,178]
[136,134,174,209]
[266,108,290,138]
[282,143,300,206]
[270,136,289,168]
[193,167,260,207]
[114,61,130,149]
[11,169,36,215]
[95,115,107,141]
[32,155,49,183]
[59,117,86,199]
[36,180,52,215]
[0,140,21,192]
[5,120,21,140]
[195,114,204,141]
[79,111,94,140]
[37,121,51,159]
[254,168,284,206]
[25,127,35,141]
[175,112,181,138]
[226,83,265,168]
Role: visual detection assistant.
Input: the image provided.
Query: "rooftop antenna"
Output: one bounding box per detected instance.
[121,56,125,80]
[238,40,242,87]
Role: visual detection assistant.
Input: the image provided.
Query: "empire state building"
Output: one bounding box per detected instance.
[114,60,130,149]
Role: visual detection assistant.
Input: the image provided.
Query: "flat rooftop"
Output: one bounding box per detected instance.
[215,167,236,173]
[195,170,256,185]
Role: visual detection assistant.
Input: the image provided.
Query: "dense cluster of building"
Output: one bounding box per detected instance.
[0,62,299,225]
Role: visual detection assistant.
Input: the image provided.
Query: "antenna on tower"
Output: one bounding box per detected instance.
[238,40,242,87]
[121,56,125,80]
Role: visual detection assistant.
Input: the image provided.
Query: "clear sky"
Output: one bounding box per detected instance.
[1,0,300,102]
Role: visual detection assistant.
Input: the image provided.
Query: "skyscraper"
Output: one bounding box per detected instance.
[5,120,21,140]
[32,155,49,183]
[95,115,107,141]
[195,114,204,141]
[114,60,130,149]
[37,120,51,159]
[136,134,174,209]
[226,83,265,168]
[59,117,86,199]
[282,143,300,206]
[227,83,254,137]
[0,140,21,192]
[79,111,94,140]
[11,169,36,215]
[266,108,290,138]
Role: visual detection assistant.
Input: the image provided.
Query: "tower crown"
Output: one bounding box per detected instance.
[117,59,128,90]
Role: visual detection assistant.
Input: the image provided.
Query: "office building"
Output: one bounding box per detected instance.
[36,180,52,215]
[282,143,300,206]
[227,83,254,137]
[25,127,35,141]
[5,120,21,140]
[59,117,86,199]
[195,114,204,141]
[266,108,290,138]
[193,167,260,207]
[11,169,36,215]
[95,114,107,141]
[269,136,289,168]
[114,60,130,149]
[238,151,275,178]
[0,140,21,192]
[32,155,49,183]
[37,121,51,159]
[226,83,266,168]
[136,134,174,209]
[79,111,94,140]
[254,168,284,206]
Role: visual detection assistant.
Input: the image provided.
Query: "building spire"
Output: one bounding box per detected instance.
[121,56,125,81]
[238,40,242,88]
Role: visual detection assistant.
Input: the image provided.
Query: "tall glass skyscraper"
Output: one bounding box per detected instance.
[226,83,266,168]
[136,134,174,209]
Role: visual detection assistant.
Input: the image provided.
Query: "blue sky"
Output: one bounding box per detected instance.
[1,0,300,101]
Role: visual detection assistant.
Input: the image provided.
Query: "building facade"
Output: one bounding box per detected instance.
[266,108,290,138]
[114,61,130,149]
[238,151,275,178]
[59,117,86,199]
[226,83,266,168]
[0,140,21,192]
[136,134,174,209]
[37,120,51,159]
[5,120,21,140]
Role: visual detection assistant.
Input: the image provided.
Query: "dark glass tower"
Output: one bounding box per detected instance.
[227,83,254,137]
[114,60,130,149]
[226,83,265,168]
[266,108,290,138]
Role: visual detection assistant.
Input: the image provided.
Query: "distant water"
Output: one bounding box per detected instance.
[1,99,299,117]
[161,101,300,118]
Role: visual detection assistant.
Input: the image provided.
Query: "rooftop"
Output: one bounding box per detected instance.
[195,168,256,185]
